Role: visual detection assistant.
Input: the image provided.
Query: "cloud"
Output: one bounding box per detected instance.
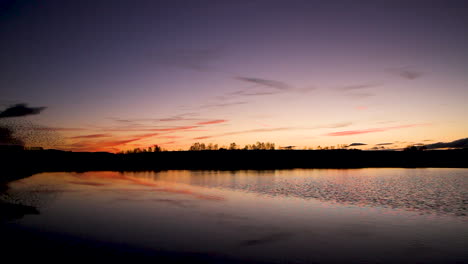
[376,143,393,145]
[191,121,353,140]
[72,138,141,148]
[199,101,248,109]
[348,143,367,146]
[230,77,315,100]
[193,127,294,140]
[196,119,227,125]
[133,133,160,138]
[193,136,212,140]
[158,135,181,139]
[32,127,87,131]
[424,138,468,149]
[159,140,176,145]
[69,134,112,139]
[229,90,282,96]
[109,113,201,124]
[326,123,429,136]
[102,125,199,132]
[0,104,46,118]
[355,106,368,110]
[345,92,376,99]
[389,67,424,80]
[323,122,353,128]
[158,112,200,122]
[236,77,291,90]
[336,82,381,91]
[155,48,222,72]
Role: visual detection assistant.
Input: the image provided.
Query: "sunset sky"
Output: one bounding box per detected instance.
[1,0,467,152]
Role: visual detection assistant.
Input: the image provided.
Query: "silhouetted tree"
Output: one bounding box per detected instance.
[404,145,427,151]
[229,142,237,150]
[153,145,162,152]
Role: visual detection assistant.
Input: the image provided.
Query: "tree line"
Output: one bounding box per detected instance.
[118,142,366,154]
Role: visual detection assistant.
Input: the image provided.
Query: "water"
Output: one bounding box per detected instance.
[1,168,467,263]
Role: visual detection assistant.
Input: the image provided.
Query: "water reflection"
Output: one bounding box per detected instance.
[121,169,467,216]
[1,169,467,263]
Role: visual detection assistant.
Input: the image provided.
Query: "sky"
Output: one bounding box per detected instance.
[0,0,467,152]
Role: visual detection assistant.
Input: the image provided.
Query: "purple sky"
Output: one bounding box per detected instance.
[1,0,467,151]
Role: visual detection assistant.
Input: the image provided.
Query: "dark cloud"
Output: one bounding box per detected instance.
[376,143,393,145]
[424,138,468,149]
[0,104,46,119]
[348,143,367,146]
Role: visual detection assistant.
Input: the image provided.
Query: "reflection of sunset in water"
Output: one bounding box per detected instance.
[4,169,467,263]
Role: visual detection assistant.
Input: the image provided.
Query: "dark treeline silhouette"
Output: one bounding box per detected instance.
[1,147,467,179]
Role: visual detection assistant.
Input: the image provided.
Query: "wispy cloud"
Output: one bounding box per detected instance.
[326,123,429,136]
[229,90,282,97]
[389,67,424,80]
[69,134,112,139]
[33,127,88,131]
[345,92,376,99]
[193,127,293,140]
[109,112,201,124]
[236,77,292,90]
[336,82,381,91]
[102,125,199,132]
[376,143,393,145]
[196,119,228,125]
[231,76,315,99]
[199,101,248,109]
[66,138,144,152]
[323,122,353,128]
[155,48,222,72]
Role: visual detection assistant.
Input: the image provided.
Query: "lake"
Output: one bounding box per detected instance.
[1,168,467,263]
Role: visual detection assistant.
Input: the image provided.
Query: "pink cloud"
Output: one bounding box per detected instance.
[355,106,368,110]
[193,136,212,140]
[197,119,228,125]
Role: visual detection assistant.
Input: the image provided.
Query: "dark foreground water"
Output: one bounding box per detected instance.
[1,169,467,263]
